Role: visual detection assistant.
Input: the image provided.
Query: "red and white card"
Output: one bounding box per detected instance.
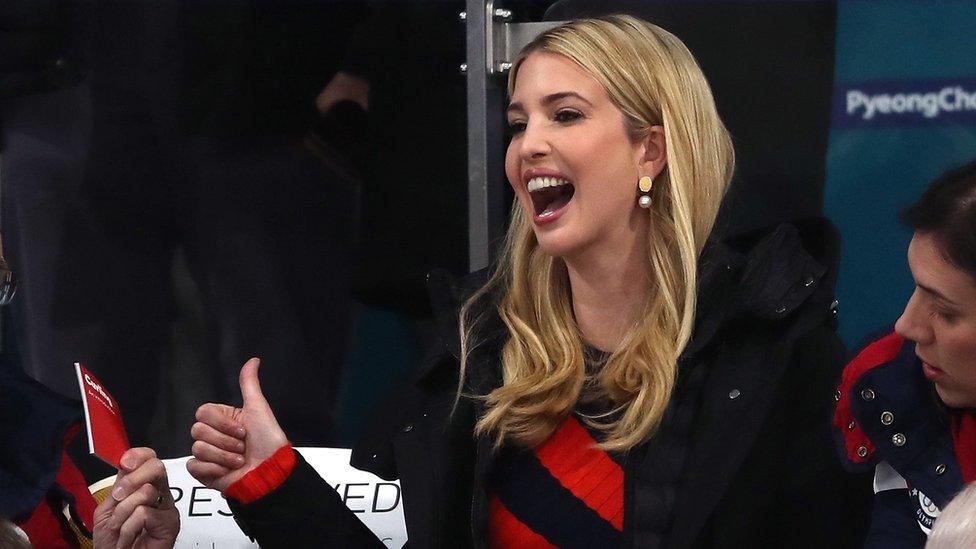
[74,363,130,469]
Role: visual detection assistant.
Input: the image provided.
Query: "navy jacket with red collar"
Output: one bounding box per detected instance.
[834,331,965,548]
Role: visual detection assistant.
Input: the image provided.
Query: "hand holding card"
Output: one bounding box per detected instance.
[74,363,130,469]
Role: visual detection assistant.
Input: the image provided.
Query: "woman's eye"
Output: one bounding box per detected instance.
[507,120,527,134]
[931,308,959,323]
[554,109,583,123]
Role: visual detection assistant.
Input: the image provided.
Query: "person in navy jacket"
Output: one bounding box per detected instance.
[835,158,976,548]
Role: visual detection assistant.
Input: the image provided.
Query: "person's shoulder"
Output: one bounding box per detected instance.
[832,330,919,471]
[720,218,839,271]
[350,350,472,479]
[706,219,840,323]
[348,267,499,479]
[425,267,502,358]
[841,330,910,391]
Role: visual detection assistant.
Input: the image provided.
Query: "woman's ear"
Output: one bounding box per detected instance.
[638,125,667,179]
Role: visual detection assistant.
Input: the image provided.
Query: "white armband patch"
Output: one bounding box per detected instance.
[873,461,909,493]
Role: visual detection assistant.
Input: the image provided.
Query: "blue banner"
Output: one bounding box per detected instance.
[825,0,976,346]
[833,79,976,128]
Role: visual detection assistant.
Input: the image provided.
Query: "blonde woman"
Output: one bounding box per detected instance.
[186,15,868,547]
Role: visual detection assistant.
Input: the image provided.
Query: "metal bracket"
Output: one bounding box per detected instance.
[462,1,564,271]
[461,7,561,75]
[494,20,569,75]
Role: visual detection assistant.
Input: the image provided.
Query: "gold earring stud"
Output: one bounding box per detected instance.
[638,176,653,193]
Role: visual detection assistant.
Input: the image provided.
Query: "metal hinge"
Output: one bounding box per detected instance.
[460,5,563,76]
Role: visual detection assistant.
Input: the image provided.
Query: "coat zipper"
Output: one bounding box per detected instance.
[470,432,490,549]
[623,450,635,547]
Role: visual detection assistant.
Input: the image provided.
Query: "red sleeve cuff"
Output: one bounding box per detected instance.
[225,444,296,504]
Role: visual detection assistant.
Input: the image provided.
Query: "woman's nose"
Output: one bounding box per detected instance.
[519,122,551,159]
[894,290,934,345]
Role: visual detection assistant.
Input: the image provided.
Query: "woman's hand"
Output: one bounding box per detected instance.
[186,358,289,492]
[92,447,180,549]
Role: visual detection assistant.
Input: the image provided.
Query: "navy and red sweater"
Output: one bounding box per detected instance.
[487,415,623,548]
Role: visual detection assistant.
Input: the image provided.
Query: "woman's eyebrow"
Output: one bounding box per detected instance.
[506,92,593,115]
[918,282,959,307]
[540,91,593,106]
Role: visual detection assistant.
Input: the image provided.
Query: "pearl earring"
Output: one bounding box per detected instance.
[638,176,653,208]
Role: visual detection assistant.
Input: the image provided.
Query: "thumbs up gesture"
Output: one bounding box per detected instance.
[187,358,289,492]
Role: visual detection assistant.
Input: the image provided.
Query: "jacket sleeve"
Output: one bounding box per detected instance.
[228,452,387,548]
[863,489,928,549]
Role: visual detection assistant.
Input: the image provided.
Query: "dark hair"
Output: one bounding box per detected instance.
[902,159,976,278]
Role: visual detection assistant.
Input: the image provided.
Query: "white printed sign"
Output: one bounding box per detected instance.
[95,448,407,548]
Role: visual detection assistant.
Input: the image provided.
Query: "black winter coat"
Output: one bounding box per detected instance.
[230,220,872,548]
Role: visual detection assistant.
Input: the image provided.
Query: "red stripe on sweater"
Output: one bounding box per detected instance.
[534,417,624,530]
[489,494,557,549]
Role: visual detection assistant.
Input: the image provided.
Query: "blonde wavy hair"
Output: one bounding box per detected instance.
[459,14,734,452]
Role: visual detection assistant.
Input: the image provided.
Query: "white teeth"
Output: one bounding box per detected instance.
[527,176,571,192]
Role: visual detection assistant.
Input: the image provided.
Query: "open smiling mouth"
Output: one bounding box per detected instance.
[528,176,576,220]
